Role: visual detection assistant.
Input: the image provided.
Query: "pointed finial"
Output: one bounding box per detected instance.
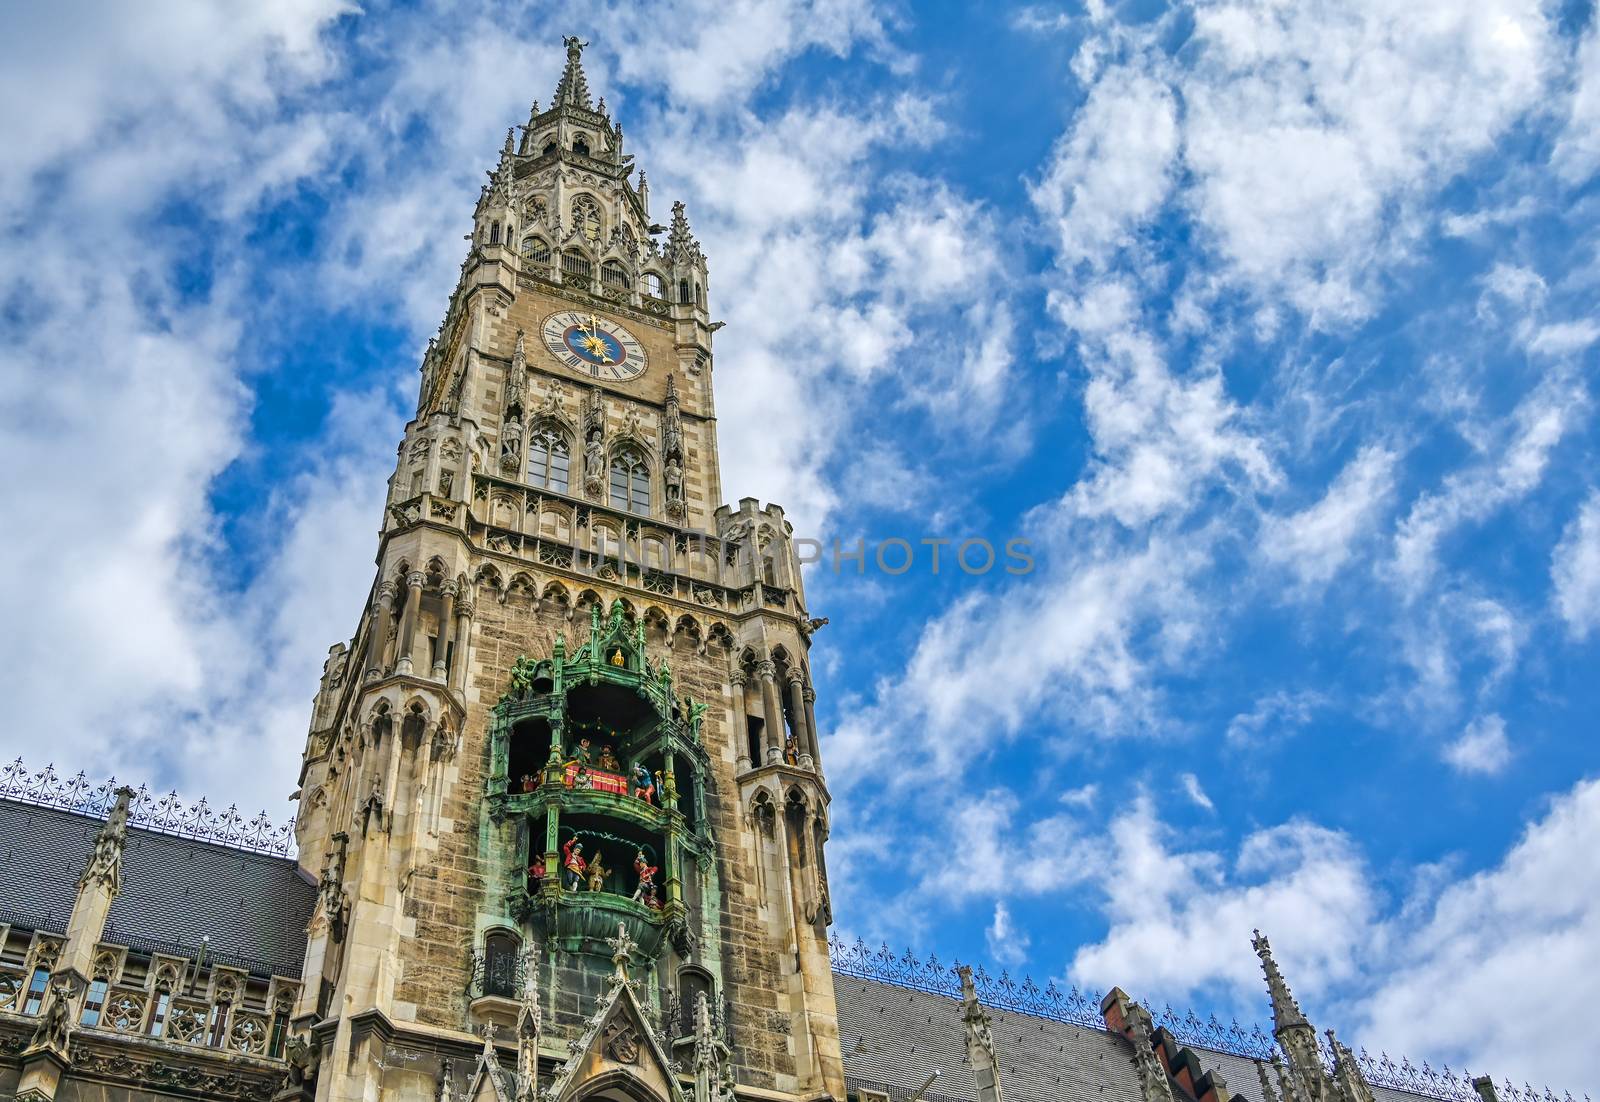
[482,1020,499,1055]
[1252,929,1310,1032]
[504,127,515,155]
[958,964,978,1003]
[555,36,593,109]
[606,921,638,979]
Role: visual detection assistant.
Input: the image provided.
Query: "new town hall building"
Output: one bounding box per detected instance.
[0,37,1569,1102]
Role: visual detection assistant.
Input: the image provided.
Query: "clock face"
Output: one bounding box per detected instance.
[541,311,647,381]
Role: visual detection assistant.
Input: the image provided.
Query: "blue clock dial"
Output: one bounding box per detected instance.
[564,325,624,366]
[540,311,648,380]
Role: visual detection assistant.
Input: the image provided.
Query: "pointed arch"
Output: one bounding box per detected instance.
[608,444,650,513]
[527,419,572,493]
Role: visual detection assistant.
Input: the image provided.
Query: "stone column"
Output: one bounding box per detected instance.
[395,571,425,675]
[758,659,782,765]
[730,671,751,772]
[802,685,820,768]
[785,671,812,769]
[451,598,474,693]
[364,582,396,681]
[434,581,457,679]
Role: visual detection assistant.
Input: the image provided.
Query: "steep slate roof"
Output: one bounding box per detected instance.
[0,796,316,977]
[836,975,1443,1102]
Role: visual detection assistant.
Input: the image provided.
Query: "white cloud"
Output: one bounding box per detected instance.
[1392,374,1585,596]
[1031,64,1179,270]
[1553,12,1600,183]
[1226,689,1324,746]
[1176,0,1555,321]
[1443,714,1513,776]
[1262,445,1398,588]
[1362,778,1600,1087]
[1551,491,1600,639]
[1068,798,1375,1007]
[1179,772,1215,812]
[986,902,1031,968]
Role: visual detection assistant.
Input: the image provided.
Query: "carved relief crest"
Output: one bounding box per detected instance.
[604,1020,639,1064]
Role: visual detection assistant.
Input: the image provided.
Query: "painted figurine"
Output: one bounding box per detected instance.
[520,773,536,792]
[631,850,658,903]
[597,745,620,772]
[562,838,586,890]
[586,851,608,893]
[630,763,656,804]
[527,856,546,892]
[573,738,593,767]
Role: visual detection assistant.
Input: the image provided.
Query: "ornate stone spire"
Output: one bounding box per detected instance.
[515,943,540,1102]
[690,990,736,1102]
[554,36,592,110]
[1252,930,1309,1034]
[959,966,1006,1102]
[1326,1030,1375,1102]
[79,785,134,894]
[1253,932,1329,1102]
[665,200,700,263]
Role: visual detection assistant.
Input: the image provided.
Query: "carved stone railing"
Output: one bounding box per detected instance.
[0,758,297,858]
[827,937,1591,1102]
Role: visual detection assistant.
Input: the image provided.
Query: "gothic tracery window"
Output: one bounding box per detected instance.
[522,235,550,263]
[528,423,571,493]
[572,194,601,244]
[609,447,650,513]
[642,271,664,298]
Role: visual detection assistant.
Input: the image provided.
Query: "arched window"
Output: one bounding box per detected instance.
[561,250,592,281]
[21,967,48,1015]
[601,260,628,288]
[79,976,109,1026]
[482,932,519,999]
[528,424,570,493]
[147,978,172,1036]
[679,279,691,304]
[609,448,650,512]
[489,221,501,245]
[522,235,550,263]
[573,134,591,156]
[572,195,601,243]
[541,139,556,156]
[642,272,664,298]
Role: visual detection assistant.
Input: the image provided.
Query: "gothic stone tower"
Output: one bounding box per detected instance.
[288,38,841,1102]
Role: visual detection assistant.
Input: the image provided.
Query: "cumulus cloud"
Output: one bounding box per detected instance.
[1262,445,1398,588]
[1068,799,1375,1007]
[1443,714,1513,776]
[1363,778,1600,1087]
[986,902,1031,968]
[1551,491,1600,639]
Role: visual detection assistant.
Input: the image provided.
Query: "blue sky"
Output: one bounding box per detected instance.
[2,0,1599,1090]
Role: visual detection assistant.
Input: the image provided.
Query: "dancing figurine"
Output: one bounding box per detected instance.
[630,762,656,804]
[632,850,658,905]
[562,838,586,890]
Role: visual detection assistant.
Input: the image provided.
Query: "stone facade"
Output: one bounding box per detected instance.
[280,35,839,1102]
